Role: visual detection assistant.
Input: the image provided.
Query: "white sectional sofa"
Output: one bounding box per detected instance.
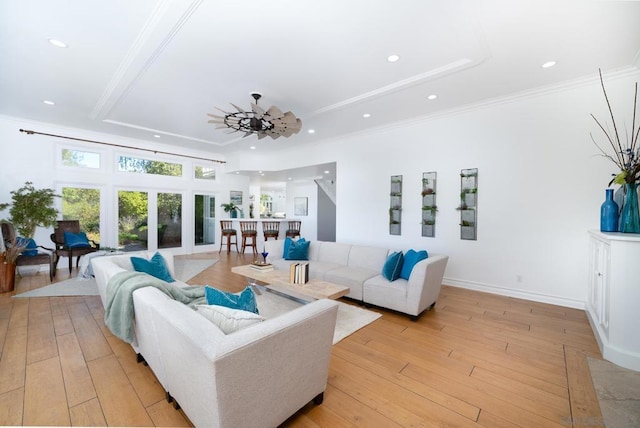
[264,240,449,319]
[92,250,339,428]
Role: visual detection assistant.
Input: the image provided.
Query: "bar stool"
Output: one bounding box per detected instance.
[262,221,280,241]
[285,220,301,239]
[240,221,258,254]
[219,220,239,253]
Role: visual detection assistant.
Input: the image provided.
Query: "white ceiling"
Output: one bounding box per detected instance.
[1,0,639,165]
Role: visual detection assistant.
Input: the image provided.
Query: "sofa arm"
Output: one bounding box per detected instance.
[406,254,449,316]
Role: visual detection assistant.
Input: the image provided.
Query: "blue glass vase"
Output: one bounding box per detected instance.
[619,182,640,233]
[600,188,619,232]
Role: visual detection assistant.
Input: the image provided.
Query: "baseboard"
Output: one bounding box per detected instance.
[442,277,586,310]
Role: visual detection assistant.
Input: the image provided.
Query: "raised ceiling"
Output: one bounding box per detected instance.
[1,0,639,156]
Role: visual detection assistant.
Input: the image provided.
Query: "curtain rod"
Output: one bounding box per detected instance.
[19,128,226,164]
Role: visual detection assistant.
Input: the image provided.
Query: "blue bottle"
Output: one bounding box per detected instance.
[600,188,619,232]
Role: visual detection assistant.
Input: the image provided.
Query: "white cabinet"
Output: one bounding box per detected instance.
[587,231,640,371]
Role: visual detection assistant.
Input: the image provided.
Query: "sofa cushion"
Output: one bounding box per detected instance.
[317,242,351,265]
[64,231,91,248]
[285,239,310,260]
[400,249,428,280]
[324,266,378,300]
[196,305,265,334]
[204,286,259,314]
[131,252,175,283]
[22,237,38,256]
[347,245,390,271]
[382,251,404,281]
[363,275,409,313]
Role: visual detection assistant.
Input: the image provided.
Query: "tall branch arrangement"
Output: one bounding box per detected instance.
[590,69,640,186]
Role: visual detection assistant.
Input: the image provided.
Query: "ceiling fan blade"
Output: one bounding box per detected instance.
[215,107,231,115]
[265,105,283,119]
[265,130,281,139]
[252,103,265,117]
[230,103,248,115]
[257,131,268,140]
[208,119,225,124]
[207,113,225,119]
[242,131,254,138]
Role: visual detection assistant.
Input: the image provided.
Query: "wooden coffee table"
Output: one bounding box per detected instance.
[231,264,350,303]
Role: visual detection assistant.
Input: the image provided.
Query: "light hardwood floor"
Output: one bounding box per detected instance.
[0,252,604,427]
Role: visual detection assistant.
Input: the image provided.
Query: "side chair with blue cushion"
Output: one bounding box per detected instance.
[50,220,100,274]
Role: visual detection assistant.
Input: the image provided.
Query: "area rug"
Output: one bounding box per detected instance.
[253,288,381,344]
[588,357,640,428]
[13,258,217,298]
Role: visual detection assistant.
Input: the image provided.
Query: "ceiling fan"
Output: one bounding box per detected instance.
[207,93,302,140]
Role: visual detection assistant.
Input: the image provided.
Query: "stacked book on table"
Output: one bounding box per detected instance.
[250,262,275,272]
[289,262,309,284]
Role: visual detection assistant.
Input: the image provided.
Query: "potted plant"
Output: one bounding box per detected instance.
[0,181,59,239]
[221,202,239,218]
[0,236,29,292]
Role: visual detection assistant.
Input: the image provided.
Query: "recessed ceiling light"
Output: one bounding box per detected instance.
[288,177,292,180]
[427,94,437,100]
[48,39,68,48]
[42,100,55,105]
[542,61,556,68]
[307,129,315,134]
[363,113,371,118]
[250,146,256,150]
[324,170,330,174]
[236,171,240,174]
[387,54,400,63]
[153,134,161,138]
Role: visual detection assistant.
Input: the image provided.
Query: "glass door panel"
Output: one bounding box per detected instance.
[158,192,182,249]
[118,190,148,251]
[194,194,215,246]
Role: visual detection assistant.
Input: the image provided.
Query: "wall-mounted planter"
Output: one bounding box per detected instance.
[389,175,402,235]
[459,168,478,240]
[421,172,437,237]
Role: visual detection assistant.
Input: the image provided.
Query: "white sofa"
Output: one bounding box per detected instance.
[264,240,449,319]
[92,250,339,428]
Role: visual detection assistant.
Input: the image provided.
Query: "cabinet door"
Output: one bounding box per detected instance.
[588,237,610,336]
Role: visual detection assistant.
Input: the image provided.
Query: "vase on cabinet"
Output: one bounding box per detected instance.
[619,183,640,233]
[600,188,619,232]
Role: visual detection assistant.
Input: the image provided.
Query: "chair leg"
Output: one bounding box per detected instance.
[68,252,73,273]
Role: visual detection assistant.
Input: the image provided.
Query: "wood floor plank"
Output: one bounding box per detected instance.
[0,326,27,394]
[69,397,107,427]
[320,384,403,427]
[23,356,70,426]
[564,346,605,428]
[67,301,111,362]
[57,333,97,407]
[87,354,153,427]
[145,399,192,427]
[0,387,24,426]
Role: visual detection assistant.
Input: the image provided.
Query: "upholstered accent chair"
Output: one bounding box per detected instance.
[50,220,100,273]
[1,221,55,281]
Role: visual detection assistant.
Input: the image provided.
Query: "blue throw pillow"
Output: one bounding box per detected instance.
[285,239,310,260]
[64,231,90,249]
[400,249,428,280]
[19,237,38,257]
[131,252,175,283]
[382,251,404,281]
[282,237,306,258]
[204,286,259,314]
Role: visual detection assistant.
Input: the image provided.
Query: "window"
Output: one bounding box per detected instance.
[61,187,101,242]
[118,155,182,177]
[195,166,216,180]
[61,149,100,168]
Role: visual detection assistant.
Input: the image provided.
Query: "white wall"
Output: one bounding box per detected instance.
[245,70,640,308]
[0,115,249,258]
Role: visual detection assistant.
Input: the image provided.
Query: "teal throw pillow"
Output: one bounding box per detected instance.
[131,252,175,283]
[64,231,90,248]
[19,237,38,257]
[283,237,306,258]
[400,249,428,280]
[382,251,404,281]
[204,286,259,314]
[285,239,310,260]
